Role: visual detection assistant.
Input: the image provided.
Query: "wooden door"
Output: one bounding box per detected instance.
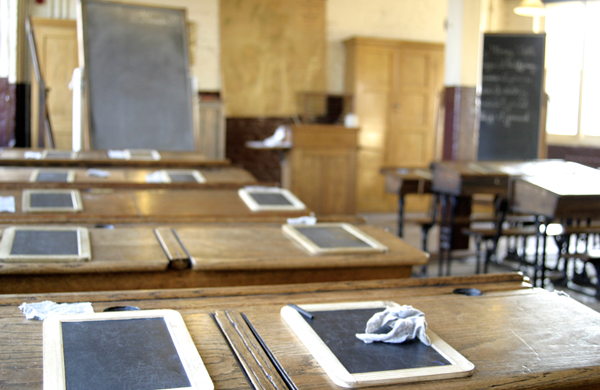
[345,38,444,213]
[30,19,78,149]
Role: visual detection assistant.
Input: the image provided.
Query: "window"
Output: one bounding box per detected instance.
[545,1,600,145]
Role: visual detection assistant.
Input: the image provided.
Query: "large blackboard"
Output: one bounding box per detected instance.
[478,34,546,161]
[80,0,195,151]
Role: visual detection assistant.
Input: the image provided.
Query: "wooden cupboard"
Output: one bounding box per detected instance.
[344,37,444,212]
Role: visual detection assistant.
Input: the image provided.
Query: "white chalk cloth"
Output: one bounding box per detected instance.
[356,305,431,346]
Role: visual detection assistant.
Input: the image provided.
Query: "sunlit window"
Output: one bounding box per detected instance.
[545,1,600,143]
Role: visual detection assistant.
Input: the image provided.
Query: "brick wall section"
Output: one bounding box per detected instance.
[225,117,293,184]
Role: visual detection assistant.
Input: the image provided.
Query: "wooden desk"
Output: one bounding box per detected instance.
[4,273,600,389]
[0,148,229,168]
[0,188,312,224]
[430,160,591,276]
[381,167,432,237]
[0,223,426,293]
[512,171,600,286]
[247,125,358,215]
[0,166,258,190]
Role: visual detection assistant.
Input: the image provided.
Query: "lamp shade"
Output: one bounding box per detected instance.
[514,0,546,16]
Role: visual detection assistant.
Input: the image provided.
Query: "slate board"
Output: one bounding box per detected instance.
[35,171,70,183]
[238,187,306,211]
[43,310,214,390]
[307,308,450,374]
[282,223,388,255]
[11,230,79,256]
[30,193,74,208]
[281,302,474,388]
[250,192,294,206]
[478,33,546,160]
[80,0,195,151]
[62,318,190,390]
[293,226,372,249]
[0,226,91,262]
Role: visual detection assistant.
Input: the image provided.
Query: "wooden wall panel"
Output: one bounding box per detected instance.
[220,0,327,117]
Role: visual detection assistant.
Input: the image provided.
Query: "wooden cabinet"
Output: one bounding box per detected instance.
[344,37,444,212]
[285,124,358,215]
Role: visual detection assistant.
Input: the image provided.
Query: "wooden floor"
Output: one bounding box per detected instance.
[360,212,600,313]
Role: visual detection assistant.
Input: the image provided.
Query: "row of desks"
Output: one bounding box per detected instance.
[382,160,600,285]
[3,273,600,389]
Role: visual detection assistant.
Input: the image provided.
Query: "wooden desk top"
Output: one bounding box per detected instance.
[0,148,230,168]
[0,223,427,293]
[430,159,587,196]
[512,170,600,219]
[3,273,600,389]
[380,167,432,195]
[0,188,313,224]
[0,166,258,190]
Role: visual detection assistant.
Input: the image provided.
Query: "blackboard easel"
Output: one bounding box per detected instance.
[78,0,197,152]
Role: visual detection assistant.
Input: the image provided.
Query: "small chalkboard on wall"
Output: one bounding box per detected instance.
[479,33,546,161]
[0,226,91,262]
[281,301,474,388]
[43,309,214,390]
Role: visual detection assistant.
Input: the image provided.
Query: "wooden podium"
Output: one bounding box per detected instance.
[284,125,358,215]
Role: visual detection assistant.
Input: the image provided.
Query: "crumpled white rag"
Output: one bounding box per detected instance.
[355,305,431,346]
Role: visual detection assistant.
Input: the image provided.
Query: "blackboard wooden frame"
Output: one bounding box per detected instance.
[78,0,197,152]
[282,223,388,255]
[0,226,91,262]
[281,301,474,388]
[22,189,83,213]
[159,169,207,184]
[107,149,161,161]
[43,309,214,390]
[238,187,307,211]
[29,169,76,183]
[478,33,546,161]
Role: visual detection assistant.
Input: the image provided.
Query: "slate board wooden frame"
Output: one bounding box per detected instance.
[281,301,475,388]
[159,169,207,184]
[282,223,388,255]
[43,309,214,390]
[29,169,76,183]
[22,189,83,213]
[0,226,91,262]
[238,187,307,211]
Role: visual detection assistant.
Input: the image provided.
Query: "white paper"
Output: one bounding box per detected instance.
[0,196,15,213]
[145,171,165,183]
[287,216,317,225]
[19,300,94,320]
[107,149,128,159]
[85,168,111,178]
[24,151,42,159]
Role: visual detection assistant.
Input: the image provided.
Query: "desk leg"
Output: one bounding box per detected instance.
[397,192,405,238]
[439,194,457,277]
